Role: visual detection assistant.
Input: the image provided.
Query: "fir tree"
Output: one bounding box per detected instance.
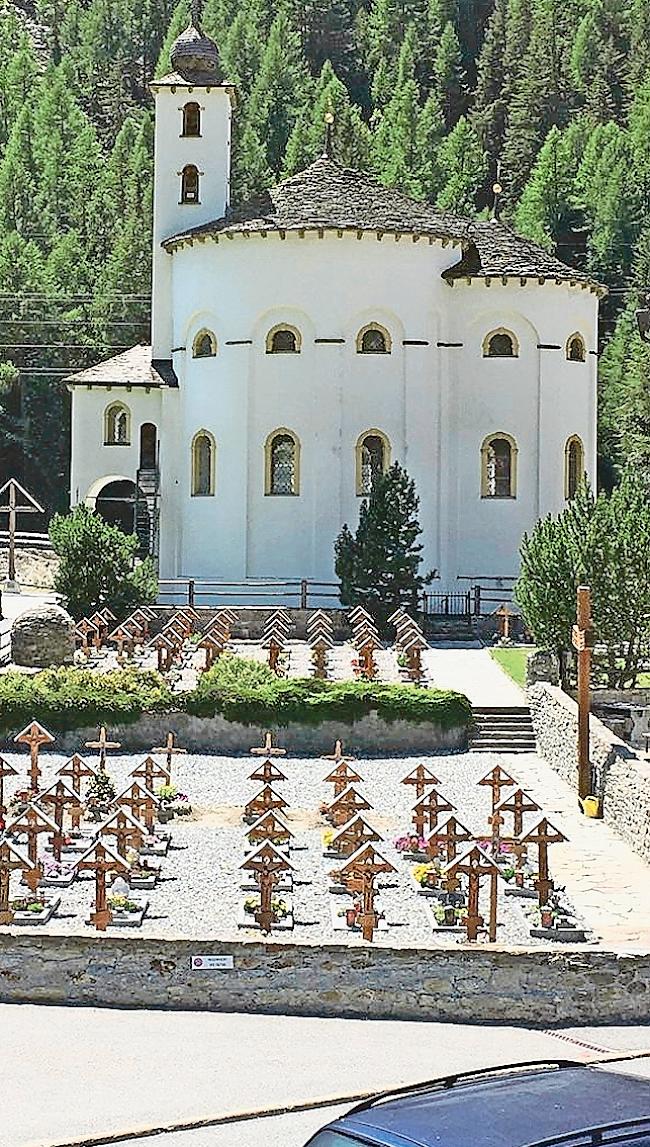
[434,21,465,127]
[435,116,487,214]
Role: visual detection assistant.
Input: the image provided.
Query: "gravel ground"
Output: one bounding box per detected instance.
[0,746,589,948]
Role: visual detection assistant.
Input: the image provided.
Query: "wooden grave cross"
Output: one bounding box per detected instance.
[520,816,568,906]
[572,585,595,802]
[250,732,286,758]
[244,785,289,823]
[131,755,171,792]
[57,755,97,822]
[493,788,541,838]
[495,604,514,640]
[114,782,158,832]
[0,478,45,585]
[323,760,364,797]
[76,840,129,931]
[326,784,372,828]
[14,721,55,792]
[85,726,121,771]
[478,765,516,814]
[443,844,502,943]
[98,808,147,858]
[267,638,284,674]
[330,814,381,858]
[412,788,456,838]
[425,814,473,865]
[402,764,440,801]
[107,625,135,658]
[248,758,287,785]
[150,633,175,672]
[0,839,35,924]
[338,845,396,942]
[198,633,222,670]
[75,618,99,652]
[150,732,187,778]
[4,803,58,875]
[39,780,84,861]
[246,810,293,849]
[310,637,331,679]
[240,842,294,934]
[0,755,18,819]
[322,740,356,765]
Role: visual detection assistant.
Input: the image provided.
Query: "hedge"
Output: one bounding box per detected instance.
[0,657,472,735]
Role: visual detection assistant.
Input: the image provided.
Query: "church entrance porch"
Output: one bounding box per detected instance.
[93,478,137,535]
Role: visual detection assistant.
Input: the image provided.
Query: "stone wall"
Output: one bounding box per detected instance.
[155,606,352,641]
[528,682,650,864]
[0,933,648,1023]
[51,710,468,756]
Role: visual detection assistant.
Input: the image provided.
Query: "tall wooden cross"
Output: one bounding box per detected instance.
[0,839,34,924]
[5,803,58,872]
[131,755,171,792]
[493,787,541,838]
[495,604,514,640]
[520,816,567,906]
[85,726,121,771]
[322,740,355,765]
[338,844,395,942]
[98,808,147,858]
[330,814,382,858]
[249,732,286,758]
[114,782,158,832]
[572,585,594,803]
[478,765,516,814]
[14,721,55,791]
[39,780,84,861]
[57,755,97,824]
[322,760,363,796]
[0,478,45,585]
[412,788,455,837]
[76,841,129,931]
[326,784,372,827]
[401,764,440,800]
[0,755,18,818]
[150,732,187,778]
[425,815,473,865]
[244,785,289,822]
[246,811,293,849]
[240,842,294,934]
[444,845,501,942]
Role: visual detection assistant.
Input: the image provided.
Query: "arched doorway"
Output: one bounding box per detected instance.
[94,479,137,535]
[140,423,157,470]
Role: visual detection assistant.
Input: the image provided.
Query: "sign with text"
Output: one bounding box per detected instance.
[190,955,234,971]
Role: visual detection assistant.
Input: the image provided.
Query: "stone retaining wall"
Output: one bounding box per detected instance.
[528,683,650,865]
[0,934,649,1023]
[51,711,467,756]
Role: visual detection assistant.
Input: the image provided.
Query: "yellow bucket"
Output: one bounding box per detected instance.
[581,795,602,819]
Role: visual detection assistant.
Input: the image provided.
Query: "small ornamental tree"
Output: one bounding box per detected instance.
[334,462,435,629]
[49,504,158,621]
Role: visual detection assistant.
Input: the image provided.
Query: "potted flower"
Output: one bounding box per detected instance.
[412,862,440,891]
[108,892,142,919]
[394,834,428,861]
[9,789,37,817]
[41,858,75,888]
[243,895,290,921]
[170,792,192,817]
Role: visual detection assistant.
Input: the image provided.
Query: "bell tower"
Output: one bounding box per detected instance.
[150,0,233,358]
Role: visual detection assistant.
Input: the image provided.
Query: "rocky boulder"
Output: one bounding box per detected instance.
[11,603,75,668]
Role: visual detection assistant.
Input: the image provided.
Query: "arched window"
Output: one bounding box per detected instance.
[356,324,391,354]
[191,430,215,496]
[265,429,300,495]
[565,436,585,500]
[483,329,518,358]
[481,433,518,498]
[566,333,586,362]
[181,164,200,204]
[356,430,391,496]
[104,402,130,446]
[182,101,201,137]
[266,325,301,354]
[193,330,217,358]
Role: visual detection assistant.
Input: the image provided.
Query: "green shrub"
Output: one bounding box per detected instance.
[0,666,173,734]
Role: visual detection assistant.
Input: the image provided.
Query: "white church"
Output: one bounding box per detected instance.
[67,7,602,598]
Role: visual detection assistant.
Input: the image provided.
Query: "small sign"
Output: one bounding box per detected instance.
[190,955,234,971]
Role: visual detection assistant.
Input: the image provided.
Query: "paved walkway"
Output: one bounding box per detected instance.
[423,645,524,705]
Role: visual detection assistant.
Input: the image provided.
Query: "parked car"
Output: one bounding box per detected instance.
[304,1057,650,1146]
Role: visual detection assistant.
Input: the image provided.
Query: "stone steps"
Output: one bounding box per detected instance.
[470,706,537,754]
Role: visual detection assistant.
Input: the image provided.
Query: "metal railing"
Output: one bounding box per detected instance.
[0,627,10,665]
[158,578,342,609]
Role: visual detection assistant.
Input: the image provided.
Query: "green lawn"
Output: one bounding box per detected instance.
[489,646,537,689]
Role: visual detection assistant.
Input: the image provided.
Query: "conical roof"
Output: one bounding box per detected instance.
[170,1,221,81]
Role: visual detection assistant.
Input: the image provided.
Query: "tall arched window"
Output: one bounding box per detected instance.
[193,330,217,358]
[182,101,201,137]
[265,429,300,495]
[191,430,215,496]
[566,333,586,362]
[483,329,519,358]
[266,325,301,354]
[356,324,391,354]
[356,430,391,495]
[565,436,585,499]
[181,164,200,204]
[481,433,518,498]
[104,402,131,445]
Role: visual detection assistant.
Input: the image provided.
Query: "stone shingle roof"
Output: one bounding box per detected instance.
[443,219,601,289]
[65,345,178,389]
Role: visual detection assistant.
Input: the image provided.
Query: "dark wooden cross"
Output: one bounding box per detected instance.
[326,784,372,827]
[131,755,171,792]
[572,585,594,803]
[5,803,57,872]
[39,780,84,861]
[246,810,293,849]
[330,814,381,857]
[250,732,286,758]
[76,618,99,652]
[495,604,514,640]
[150,732,187,778]
[338,845,395,942]
[57,755,97,825]
[478,765,516,814]
[493,788,541,838]
[107,625,135,657]
[267,638,283,674]
[444,845,501,942]
[199,634,222,670]
[76,841,129,931]
[98,808,147,858]
[402,764,440,800]
[357,639,377,681]
[0,755,18,818]
[322,740,355,765]
[114,782,158,832]
[248,758,287,785]
[425,814,473,865]
[14,721,55,791]
[310,637,331,679]
[0,839,34,924]
[520,816,568,906]
[88,611,109,643]
[323,760,364,796]
[412,788,455,837]
[240,842,294,934]
[0,478,44,584]
[151,634,175,672]
[127,609,151,638]
[85,726,121,771]
[244,785,288,822]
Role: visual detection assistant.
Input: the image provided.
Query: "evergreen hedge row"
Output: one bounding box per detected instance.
[0,657,472,735]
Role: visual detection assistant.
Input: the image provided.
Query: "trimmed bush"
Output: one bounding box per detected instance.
[0,666,173,734]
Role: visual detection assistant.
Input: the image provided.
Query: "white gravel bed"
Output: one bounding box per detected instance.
[0,745,592,949]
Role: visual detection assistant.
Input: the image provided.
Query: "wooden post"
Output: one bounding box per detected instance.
[0,479,45,586]
[572,585,594,803]
[150,732,187,778]
[85,726,121,772]
[443,845,501,943]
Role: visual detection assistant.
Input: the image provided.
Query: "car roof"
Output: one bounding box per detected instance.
[328,1060,650,1147]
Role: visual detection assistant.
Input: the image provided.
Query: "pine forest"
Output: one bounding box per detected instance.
[0,0,648,514]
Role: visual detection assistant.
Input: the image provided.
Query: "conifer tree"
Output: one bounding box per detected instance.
[371,28,423,195]
[435,116,487,214]
[434,21,465,127]
[514,120,588,251]
[246,8,311,174]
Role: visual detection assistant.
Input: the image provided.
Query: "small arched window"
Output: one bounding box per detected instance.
[265,429,300,495]
[481,433,518,498]
[191,430,215,496]
[266,326,301,354]
[357,324,391,354]
[104,402,130,446]
[193,330,217,358]
[566,333,586,362]
[356,430,391,496]
[182,101,201,137]
[483,329,518,358]
[181,164,200,204]
[565,436,585,500]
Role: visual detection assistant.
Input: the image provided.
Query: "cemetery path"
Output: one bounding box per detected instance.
[422,646,524,705]
[2,1004,649,1147]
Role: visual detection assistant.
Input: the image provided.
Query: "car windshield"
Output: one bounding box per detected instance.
[308,1134,370,1146]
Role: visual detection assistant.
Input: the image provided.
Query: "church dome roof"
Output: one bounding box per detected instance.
[170,3,221,81]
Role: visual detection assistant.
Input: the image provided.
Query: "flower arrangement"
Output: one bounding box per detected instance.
[86,769,116,813]
[11,896,47,914]
[43,858,73,879]
[108,893,140,914]
[433,903,466,926]
[412,862,440,888]
[322,828,335,848]
[244,896,289,920]
[394,834,428,855]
